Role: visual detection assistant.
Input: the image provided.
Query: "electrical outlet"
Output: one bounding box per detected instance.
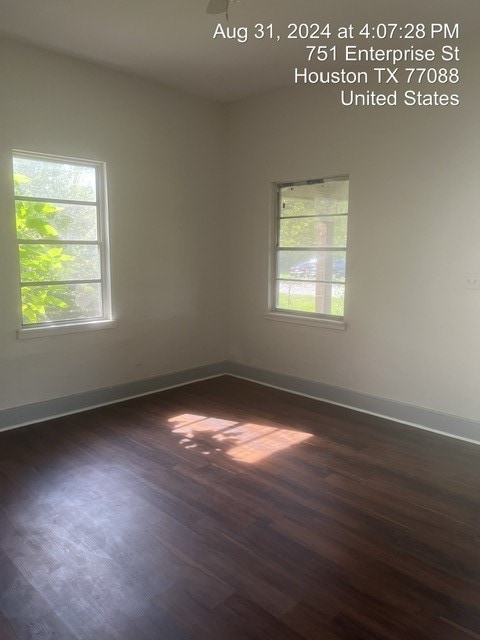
[465,273,480,290]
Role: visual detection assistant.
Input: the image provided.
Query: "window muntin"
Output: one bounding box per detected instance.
[274,177,349,320]
[13,152,111,328]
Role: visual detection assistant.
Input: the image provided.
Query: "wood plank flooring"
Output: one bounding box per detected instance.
[1,375,479,639]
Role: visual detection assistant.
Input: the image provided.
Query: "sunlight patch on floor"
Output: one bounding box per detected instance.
[167,414,313,463]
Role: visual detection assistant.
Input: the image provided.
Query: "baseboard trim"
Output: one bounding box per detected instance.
[0,362,227,433]
[224,362,480,447]
[1,360,479,446]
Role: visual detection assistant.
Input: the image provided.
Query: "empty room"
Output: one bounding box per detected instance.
[0,0,479,638]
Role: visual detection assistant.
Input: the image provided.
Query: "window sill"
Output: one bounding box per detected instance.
[17,319,117,339]
[264,312,346,330]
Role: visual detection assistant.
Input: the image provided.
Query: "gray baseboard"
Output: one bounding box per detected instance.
[224,362,480,446]
[0,361,227,432]
[1,360,479,446]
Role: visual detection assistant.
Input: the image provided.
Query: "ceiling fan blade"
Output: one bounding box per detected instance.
[206,0,229,14]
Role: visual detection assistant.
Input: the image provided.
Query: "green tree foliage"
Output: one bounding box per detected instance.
[15,174,81,324]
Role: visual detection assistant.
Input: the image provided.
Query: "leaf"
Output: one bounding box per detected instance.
[48,297,69,309]
[43,224,60,237]
[27,218,59,237]
[47,247,63,258]
[13,173,30,185]
[23,306,38,324]
[33,202,59,215]
[41,204,60,214]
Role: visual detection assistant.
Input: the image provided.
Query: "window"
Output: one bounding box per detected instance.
[273,176,349,321]
[13,151,112,334]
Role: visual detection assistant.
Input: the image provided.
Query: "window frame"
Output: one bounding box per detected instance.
[12,150,114,338]
[269,175,349,326]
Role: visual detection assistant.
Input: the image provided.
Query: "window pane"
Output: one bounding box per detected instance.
[13,157,96,202]
[21,283,102,325]
[280,194,315,217]
[280,180,349,217]
[16,201,98,241]
[277,281,345,317]
[19,244,101,282]
[279,216,347,248]
[277,250,346,282]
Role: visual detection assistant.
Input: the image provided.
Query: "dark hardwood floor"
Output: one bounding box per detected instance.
[1,375,480,639]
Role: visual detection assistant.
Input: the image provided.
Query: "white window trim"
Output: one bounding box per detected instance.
[13,150,114,337]
[269,176,349,328]
[17,319,117,339]
[264,311,346,330]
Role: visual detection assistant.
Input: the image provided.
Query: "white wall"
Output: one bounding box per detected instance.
[226,37,480,422]
[0,37,227,411]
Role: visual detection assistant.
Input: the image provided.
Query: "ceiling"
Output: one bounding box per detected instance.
[0,0,478,102]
